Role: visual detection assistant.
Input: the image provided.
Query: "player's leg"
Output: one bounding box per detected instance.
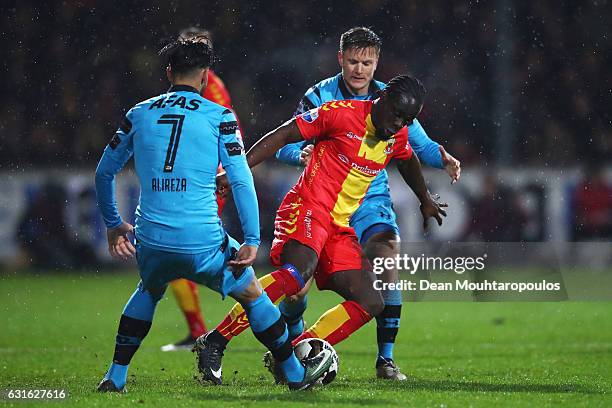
[161,191,225,352]
[161,278,207,351]
[207,245,314,347]
[279,279,312,341]
[292,267,384,346]
[292,229,384,346]
[196,197,331,384]
[98,282,167,392]
[207,252,316,347]
[193,236,331,389]
[362,227,406,379]
[210,276,312,347]
[161,191,226,351]
[265,260,386,385]
[98,244,189,392]
[195,239,318,382]
[228,276,313,388]
[352,198,407,380]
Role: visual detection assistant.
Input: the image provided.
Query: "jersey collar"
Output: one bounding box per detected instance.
[368,80,383,96]
[338,74,352,99]
[168,84,200,94]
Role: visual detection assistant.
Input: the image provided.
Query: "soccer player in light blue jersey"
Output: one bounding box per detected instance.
[276,27,461,380]
[94,37,332,392]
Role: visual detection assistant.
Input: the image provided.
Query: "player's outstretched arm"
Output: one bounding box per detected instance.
[247,119,305,168]
[396,155,448,230]
[439,145,461,184]
[408,119,443,168]
[409,120,461,184]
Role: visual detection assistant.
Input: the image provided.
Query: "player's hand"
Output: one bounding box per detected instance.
[216,171,231,198]
[299,144,314,166]
[228,245,258,271]
[107,222,136,261]
[440,145,461,184]
[420,192,448,230]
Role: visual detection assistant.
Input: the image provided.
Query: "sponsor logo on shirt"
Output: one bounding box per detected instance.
[338,154,381,176]
[224,142,244,156]
[220,121,239,134]
[304,209,313,239]
[351,162,380,176]
[345,132,363,141]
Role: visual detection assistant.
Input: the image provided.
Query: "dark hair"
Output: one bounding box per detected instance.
[340,27,382,53]
[385,74,426,108]
[179,26,213,49]
[158,37,214,76]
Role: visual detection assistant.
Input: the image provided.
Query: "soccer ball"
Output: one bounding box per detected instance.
[294,338,339,385]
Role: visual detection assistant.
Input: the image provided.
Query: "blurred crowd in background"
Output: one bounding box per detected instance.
[2,1,609,167]
[1,1,610,269]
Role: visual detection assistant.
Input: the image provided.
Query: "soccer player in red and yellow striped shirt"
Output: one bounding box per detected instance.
[196,75,447,383]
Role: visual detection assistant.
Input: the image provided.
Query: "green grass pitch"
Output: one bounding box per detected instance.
[1,271,611,407]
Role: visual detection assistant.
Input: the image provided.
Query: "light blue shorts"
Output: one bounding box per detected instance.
[135,235,254,298]
[350,195,400,244]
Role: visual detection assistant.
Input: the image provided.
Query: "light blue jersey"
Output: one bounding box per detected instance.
[95,85,259,254]
[276,73,443,240]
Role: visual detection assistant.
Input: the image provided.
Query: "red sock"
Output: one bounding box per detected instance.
[216,266,303,341]
[170,279,207,338]
[185,311,207,338]
[292,301,372,346]
[185,281,207,338]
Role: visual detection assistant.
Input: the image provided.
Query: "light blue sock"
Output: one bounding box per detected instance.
[279,295,307,341]
[105,282,163,386]
[278,352,305,383]
[376,288,402,363]
[242,292,305,383]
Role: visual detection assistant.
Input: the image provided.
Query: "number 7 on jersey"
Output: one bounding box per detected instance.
[157,114,185,172]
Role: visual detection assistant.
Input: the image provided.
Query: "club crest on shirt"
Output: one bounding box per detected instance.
[301,108,320,123]
[384,138,396,155]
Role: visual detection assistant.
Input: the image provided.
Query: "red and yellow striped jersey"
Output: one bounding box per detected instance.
[294,100,413,227]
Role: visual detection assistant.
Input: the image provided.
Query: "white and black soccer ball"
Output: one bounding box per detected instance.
[294,338,339,385]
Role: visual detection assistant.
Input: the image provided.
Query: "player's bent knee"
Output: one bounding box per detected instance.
[280,240,318,282]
